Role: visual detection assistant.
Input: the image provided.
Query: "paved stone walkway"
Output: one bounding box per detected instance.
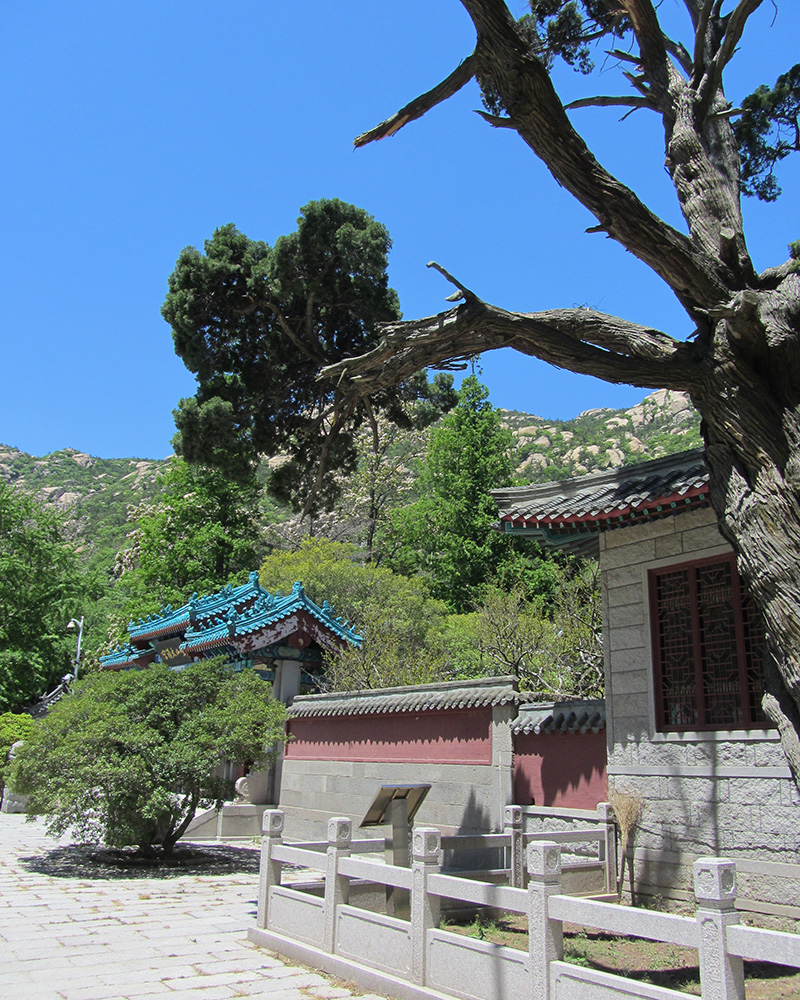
[1,814,384,1000]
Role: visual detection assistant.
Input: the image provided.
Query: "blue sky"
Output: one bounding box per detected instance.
[2,2,798,459]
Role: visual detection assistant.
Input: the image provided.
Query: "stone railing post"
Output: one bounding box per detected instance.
[527,842,563,1000]
[323,816,352,954]
[505,805,524,888]
[411,827,441,986]
[257,809,284,929]
[694,858,745,1000]
[597,802,617,895]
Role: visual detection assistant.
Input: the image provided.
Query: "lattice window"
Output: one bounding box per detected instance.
[650,555,767,732]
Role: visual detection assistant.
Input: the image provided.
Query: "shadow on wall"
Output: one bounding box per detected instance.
[626,735,724,904]
[514,731,607,808]
[446,788,499,873]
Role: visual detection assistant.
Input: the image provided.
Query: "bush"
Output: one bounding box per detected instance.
[9,660,286,855]
[0,711,36,800]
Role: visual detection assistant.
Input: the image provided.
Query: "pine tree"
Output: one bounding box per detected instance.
[387,375,514,611]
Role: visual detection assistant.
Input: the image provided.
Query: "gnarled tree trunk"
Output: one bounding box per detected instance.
[323,0,800,780]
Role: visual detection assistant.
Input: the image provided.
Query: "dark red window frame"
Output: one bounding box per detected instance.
[649,554,767,732]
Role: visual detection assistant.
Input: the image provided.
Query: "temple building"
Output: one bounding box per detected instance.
[100,572,362,704]
[491,449,797,920]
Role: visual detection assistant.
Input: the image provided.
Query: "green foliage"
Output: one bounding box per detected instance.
[259,538,455,690]
[164,199,435,510]
[0,711,36,797]
[117,458,264,611]
[9,660,286,855]
[0,486,96,713]
[386,376,516,611]
[480,1,629,114]
[734,63,800,202]
[475,560,603,697]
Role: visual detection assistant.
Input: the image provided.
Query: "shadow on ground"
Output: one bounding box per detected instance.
[20,842,261,880]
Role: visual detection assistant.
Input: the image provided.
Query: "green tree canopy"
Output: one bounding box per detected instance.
[258,538,455,690]
[164,199,450,512]
[116,458,264,609]
[0,486,92,712]
[0,711,35,800]
[386,375,518,611]
[475,560,603,697]
[734,62,800,202]
[10,660,286,856]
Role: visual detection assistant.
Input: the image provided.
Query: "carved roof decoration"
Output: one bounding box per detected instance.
[181,582,363,654]
[128,571,266,640]
[100,575,361,671]
[97,643,156,670]
[288,676,521,718]
[512,698,606,735]
[492,448,708,553]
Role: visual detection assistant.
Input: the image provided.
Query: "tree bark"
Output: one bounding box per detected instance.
[321,0,800,780]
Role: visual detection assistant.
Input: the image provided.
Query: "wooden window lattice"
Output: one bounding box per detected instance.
[650,555,767,732]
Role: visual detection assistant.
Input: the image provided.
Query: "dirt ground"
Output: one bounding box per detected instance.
[442,911,800,999]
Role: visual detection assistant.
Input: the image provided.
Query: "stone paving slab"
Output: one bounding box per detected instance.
[0,814,386,1000]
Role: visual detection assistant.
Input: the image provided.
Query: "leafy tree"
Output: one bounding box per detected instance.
[0,711,35,802]
[258,538,455,689]
[164,199,448,512]
[475,561,603,697]
[115,458,264,609]
[264,375,456,559]
[734,62,800,202]
[386,375,516,610]
[9,660,286,856]
[316,2,800,780]
[0,486,92,712]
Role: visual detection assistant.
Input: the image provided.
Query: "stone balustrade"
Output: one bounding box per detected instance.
[249,809,800,1000]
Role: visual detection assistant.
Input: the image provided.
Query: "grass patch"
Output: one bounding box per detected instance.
[439,910,800,998]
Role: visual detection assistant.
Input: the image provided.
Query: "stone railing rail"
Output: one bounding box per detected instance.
[262,803,616,893]
[249,808,800,1000]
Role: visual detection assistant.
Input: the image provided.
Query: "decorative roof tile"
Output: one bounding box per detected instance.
[180,581,362,653]
[98,643,155,669]
[128,571,266,640]
[492,449,708,551]
[289,676,521,718]
[512,698,606,735]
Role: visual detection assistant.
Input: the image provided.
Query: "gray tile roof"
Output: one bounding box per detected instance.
[492,448,708,551]
[288,676,521,718]
[512,698,606,735]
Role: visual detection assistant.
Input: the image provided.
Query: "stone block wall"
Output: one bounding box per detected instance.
[279,704,516,842]
[600,507,800,920]
[279,758,498,843]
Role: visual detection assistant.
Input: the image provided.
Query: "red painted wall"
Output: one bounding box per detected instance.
[514,731,607,809]
[286,708,492,765]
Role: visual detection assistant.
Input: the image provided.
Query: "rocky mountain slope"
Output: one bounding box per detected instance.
[1,389,702,571]
[503,388,701,483]
[0,446,164,574]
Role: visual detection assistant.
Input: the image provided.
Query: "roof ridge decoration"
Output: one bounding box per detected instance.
[102,575,361,670]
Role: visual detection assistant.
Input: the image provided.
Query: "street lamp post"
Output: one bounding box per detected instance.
[67,616,84,680]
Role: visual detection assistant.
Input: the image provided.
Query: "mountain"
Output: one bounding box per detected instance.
[0,389,702,570]
[0,445,166,575]
[504,388,702,483]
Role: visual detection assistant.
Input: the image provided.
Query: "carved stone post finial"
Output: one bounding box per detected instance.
[527,842,563,1000]
[694,858,744,1000]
